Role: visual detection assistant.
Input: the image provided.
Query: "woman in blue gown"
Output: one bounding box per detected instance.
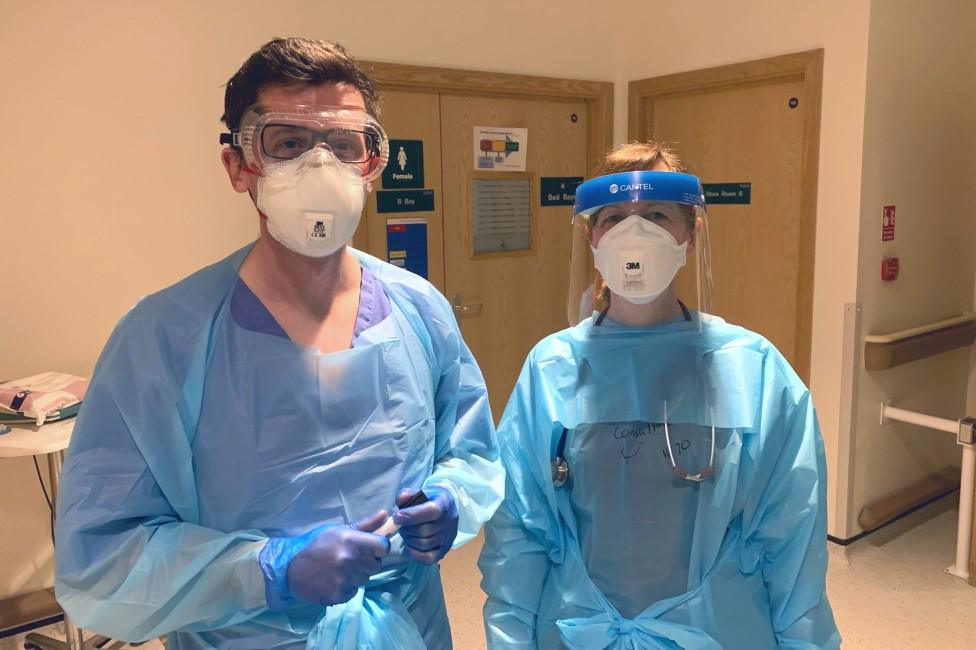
[479,143,840,649]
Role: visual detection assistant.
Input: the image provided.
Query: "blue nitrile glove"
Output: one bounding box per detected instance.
[259,510,391,609]
[393,486,459,564]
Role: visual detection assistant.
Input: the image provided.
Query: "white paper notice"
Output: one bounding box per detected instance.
[473,126,528,171]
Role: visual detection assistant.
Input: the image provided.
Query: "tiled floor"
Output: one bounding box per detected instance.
[826,496,975,648]
[4,498,973,649]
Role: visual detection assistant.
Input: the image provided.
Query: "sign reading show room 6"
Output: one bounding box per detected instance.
[702,182,751,205]
[382,140,424,189]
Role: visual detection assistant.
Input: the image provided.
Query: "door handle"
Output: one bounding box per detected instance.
[451,294,482,317]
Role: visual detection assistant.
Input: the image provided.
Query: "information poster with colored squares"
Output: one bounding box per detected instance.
[473,126,528,171]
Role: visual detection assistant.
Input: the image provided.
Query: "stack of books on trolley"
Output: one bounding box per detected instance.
[0,372,89,436]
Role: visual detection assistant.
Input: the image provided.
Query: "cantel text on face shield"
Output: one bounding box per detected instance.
[609,182,656,193]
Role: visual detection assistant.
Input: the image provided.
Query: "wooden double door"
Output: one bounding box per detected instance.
[354,64,612,419]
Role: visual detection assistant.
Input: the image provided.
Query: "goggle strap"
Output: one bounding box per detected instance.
[219,132,242,147]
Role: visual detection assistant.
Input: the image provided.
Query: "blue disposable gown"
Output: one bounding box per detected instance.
[479,313,840,649]
[55,245,504,649]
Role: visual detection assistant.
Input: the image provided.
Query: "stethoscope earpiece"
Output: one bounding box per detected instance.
[663,400,716,483]
[672,464,715,483]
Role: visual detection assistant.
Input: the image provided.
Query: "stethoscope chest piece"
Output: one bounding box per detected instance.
[552,426,570,487]
[552,457,569,487]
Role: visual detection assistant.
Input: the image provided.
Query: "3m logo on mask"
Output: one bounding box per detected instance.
[622,252,645,292]
[304,214,334,242]
[623,257,644,277]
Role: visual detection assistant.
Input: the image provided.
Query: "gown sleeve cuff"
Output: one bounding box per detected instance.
[258,537,299,610]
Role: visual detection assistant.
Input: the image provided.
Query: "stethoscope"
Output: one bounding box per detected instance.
[551,299,716,486]
[551,409,716,486]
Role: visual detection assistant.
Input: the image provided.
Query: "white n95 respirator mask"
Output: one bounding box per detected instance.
[256,147,366,258]
[592,215,688,304]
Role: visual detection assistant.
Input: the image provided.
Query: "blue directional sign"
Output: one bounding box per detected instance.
[702,182,751,205]
[376,189,435,213]
[541,177,584,206]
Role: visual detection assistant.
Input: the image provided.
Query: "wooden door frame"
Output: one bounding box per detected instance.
[361,62,612,295]
[363,61,614,177]
[628,50,824,382]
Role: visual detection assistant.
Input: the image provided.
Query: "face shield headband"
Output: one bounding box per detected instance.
[573,170,706,221]
[220,104,390,182]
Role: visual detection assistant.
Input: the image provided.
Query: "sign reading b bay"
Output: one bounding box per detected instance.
[382,139,425,189]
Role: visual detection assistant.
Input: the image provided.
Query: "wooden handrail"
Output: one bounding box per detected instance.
[864,314,976,370]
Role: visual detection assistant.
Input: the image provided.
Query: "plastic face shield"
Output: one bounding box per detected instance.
[567,170,712,325]
[221,105,390,182]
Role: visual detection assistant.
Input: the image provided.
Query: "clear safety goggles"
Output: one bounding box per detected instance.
[220,104,389,181]
[567,170,713,325]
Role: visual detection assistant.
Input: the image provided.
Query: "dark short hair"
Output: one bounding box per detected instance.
[221,37,380,131]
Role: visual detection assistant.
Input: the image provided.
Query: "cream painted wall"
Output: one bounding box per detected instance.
[609,0,873,537]
[849,0,976,536]
[0,0,877,598]
[0,0,623,381]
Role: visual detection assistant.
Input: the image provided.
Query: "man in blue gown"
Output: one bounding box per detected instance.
[55,37,503,649]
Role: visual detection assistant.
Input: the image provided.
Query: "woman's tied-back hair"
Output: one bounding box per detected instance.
[592,141,683,177]
[221,37,381,132]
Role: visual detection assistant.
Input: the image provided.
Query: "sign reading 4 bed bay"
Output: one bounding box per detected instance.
[541,177,583,206]
[702,182,752,205]
[474,126,528,171]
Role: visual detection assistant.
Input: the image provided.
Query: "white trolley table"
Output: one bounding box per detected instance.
[0,420,123,650]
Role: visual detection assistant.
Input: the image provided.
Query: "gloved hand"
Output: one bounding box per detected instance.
[260,510,391,609]
[392,486,459,564]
